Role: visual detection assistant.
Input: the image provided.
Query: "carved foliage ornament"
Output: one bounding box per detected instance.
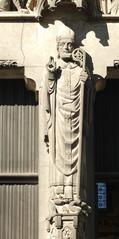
[62,226,73,239]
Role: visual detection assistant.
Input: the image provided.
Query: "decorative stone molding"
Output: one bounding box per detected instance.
[0,60,17,67]
[0,60,24,79]
[47,212,90,239]
[0,60,37,93]
[0,0,118,17]
[36,0,87,17]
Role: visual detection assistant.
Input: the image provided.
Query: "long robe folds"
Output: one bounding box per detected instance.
[44,60,84,201]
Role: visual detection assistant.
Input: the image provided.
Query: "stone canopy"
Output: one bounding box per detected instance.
[36,0,96,18]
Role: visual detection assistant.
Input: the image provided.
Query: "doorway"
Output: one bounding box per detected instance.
[96,182,119,239]
[94,79,119,239]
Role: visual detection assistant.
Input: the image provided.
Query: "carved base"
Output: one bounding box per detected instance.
[47,213,87,239]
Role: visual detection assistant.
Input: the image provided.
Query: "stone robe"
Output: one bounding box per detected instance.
[110,0,119,14]
[44,59,84,202]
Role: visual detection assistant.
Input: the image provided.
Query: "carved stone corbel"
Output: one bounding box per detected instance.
[36,0,88,17]
[47,207,91,239]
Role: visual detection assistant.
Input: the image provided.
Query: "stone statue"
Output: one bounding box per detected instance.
[0,0,36,12]
[43,27,90,216]
[94,0,119,15]
[109,0,119,14]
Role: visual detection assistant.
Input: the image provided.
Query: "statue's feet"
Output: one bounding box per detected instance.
[19,8,29,14]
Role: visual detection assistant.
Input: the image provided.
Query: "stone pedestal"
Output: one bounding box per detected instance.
[47,213,88,239]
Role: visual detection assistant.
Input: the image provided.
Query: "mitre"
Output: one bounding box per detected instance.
[56,27,75,42]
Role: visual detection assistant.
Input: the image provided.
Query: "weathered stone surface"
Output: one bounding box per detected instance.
[42,25,92,239]
[0,5,118,239]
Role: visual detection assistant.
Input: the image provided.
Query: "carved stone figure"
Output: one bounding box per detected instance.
[0,0,20,11]
[109,0,119,15]
[43,27,89,211]
[43,27,92,239]
[0,0,36,12]
[95,0,119,15]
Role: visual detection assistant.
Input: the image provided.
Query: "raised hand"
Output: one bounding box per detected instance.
[46,57,56,73]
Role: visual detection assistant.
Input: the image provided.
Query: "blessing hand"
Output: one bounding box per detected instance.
[46,57,57,81]
[46,57,56,73]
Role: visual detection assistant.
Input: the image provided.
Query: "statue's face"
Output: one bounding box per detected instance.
[58,38,74,60]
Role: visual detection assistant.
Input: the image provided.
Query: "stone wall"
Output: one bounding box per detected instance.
[0,9,118,239]
[0,13,118,87]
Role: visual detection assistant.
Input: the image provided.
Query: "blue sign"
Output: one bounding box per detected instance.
[97,182,107,209]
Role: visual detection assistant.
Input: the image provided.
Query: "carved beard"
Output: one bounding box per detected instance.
[58,52,72,60]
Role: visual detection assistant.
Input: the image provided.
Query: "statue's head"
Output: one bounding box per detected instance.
[56,28,75,60]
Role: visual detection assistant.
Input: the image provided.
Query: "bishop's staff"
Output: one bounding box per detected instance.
[72,48,88,202]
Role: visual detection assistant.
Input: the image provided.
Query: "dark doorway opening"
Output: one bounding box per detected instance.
[96,182,119,239]
[94,79,119,239]
[0,79,38,239]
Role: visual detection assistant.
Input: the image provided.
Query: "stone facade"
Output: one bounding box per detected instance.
[0,0,118,239]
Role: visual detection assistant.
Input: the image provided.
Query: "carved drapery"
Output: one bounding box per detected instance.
[43,27,92,238]
[0,0,36,12]
[92,0,119,16]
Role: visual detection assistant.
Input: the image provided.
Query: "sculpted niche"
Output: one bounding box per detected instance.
[43,26,91,222]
